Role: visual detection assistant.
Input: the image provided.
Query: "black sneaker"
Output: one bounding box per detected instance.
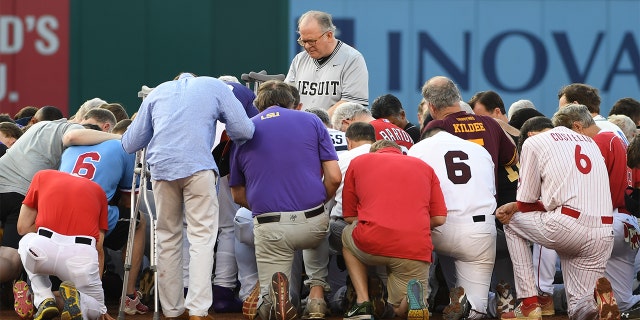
[343,301,373,320]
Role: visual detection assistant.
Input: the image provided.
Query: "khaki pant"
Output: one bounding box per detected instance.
[153,170,218,317]
[253,206,329,303]
[341,222,430,306]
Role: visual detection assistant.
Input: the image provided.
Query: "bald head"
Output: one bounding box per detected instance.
[421,76,462,119]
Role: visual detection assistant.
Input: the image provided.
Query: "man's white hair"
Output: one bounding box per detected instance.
[73,97,107,122]
[331,102,370,130]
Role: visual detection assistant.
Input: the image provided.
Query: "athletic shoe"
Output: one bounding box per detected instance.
[368,274,387,319]
[138,267,155,305]
[13,280,34,319]
[537,293,554,316]
[407,279,429,320]
[500,301,542,320]
[270,272,297,320]
[33,298,59,320]
[596,277,620,320]
[243,282,260,320]
[124,291,150,315]
[621,300,640,319]
[302,298,327,319]
[343,301,373,320]
[442,287,470,320]
[496,281,516,316]
[59,281,82,320]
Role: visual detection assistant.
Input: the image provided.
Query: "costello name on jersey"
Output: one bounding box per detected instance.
[550,132,592,143]
[298,80,340,96]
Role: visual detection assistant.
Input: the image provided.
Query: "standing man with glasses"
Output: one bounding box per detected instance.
[286,10,369,117]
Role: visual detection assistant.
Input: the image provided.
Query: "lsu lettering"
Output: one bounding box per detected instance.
[260,112,280,120]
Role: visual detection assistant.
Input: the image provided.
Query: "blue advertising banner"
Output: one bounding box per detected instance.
[290,1,640,123]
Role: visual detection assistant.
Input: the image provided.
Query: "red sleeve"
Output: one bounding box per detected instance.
[429,171,448,217]
[22,171,41,209]
[342,164,358,218]
[99,193,109,232]
[517,200,545,212]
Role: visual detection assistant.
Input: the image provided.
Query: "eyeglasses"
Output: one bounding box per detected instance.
[297,31,329,47]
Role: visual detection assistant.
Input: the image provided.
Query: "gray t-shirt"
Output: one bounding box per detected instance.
[286,41,369,110]
[0,119,83,195]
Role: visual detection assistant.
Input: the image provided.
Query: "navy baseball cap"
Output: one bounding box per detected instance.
[225,81,259,118]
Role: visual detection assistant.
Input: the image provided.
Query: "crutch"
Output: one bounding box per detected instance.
[240,70,286,94]
[118,86,160,320]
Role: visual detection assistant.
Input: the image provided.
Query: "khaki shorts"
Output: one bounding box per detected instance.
[341,222,430,306]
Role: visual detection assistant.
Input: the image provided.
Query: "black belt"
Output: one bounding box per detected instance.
[473,215,485,222]
[256,206,325,224]
[38,229,92,245]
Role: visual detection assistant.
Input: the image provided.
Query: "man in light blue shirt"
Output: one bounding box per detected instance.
[122,73,254,320]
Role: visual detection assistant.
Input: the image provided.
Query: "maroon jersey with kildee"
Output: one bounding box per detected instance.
[426,111,517,169]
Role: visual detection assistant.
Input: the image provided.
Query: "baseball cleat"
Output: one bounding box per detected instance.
[596,277,620,320]
[537,293,555,316]
[33,298,59,320]
[59,281,82,320]
[443,286,470,320]
[13,280,34,319]
[271,272,297,320]
[501,301,542,320]
[496,281,516,316]
[242,282,260,320]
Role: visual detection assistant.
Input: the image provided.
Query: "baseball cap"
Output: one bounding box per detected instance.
[509,108,545,130]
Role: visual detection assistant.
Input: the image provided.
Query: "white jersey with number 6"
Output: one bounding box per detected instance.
[408,131,497,314]
[408,131,496,220]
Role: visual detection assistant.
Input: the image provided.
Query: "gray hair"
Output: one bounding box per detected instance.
[75,97,107,121]
[421,76,462,111]
[305,108,331,127]
[331,102,370,130]
[508,99,536,120]
[298,11,336,33]
[218,75,240,83]
[551,104,595,129]
[608,114,636,142]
